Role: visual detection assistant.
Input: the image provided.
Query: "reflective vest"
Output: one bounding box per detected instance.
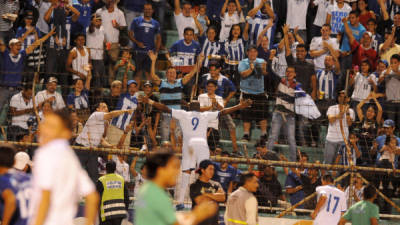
[225,187,258,225]
[99,173,126,222]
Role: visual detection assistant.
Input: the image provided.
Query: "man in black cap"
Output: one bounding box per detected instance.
[190,160,225,225]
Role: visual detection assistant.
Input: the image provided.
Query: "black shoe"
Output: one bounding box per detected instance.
[241,134,250,142]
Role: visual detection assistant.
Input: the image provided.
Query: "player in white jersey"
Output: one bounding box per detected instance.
[312,174,347,225]
[139,96,252,208]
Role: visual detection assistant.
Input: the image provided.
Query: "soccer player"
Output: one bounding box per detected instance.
[338,184,379,225]
[139,95,252,209]
[0,144,32,225]
[29,110,99,225]
[311,174,347,225]
[135,152,217,225]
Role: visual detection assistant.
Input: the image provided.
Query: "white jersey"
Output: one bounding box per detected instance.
[314,185,347,225]
[351,72,377,101]
[171,109,219,143]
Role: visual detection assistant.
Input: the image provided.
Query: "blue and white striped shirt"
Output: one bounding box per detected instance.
[224,38,245,63]
[316,69,338,100]
[200,36,223,67]
[247,12,274,46]
[111,93,138,130]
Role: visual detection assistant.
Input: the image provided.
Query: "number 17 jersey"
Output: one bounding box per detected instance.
[0,169,31,225]
[314,185,347,225]
[172,109,219,142]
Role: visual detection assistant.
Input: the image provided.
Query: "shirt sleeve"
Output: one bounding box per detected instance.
[245,196,258,225]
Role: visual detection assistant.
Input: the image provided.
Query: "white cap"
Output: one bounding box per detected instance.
[13,152,32,170]
[8,38,20,46]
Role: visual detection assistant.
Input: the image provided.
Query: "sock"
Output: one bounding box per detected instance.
[178,172,190,204]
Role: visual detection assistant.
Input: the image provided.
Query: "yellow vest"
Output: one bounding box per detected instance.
[99,173,126,221]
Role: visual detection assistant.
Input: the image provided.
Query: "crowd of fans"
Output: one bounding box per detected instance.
[2,0,400,218]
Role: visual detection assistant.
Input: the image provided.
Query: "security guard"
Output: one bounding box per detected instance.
[225,172,259,225]
[96,160,130,225]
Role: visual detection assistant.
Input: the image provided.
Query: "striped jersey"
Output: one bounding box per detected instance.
[169,39,201,66]
[0,0,18,31]
[111,93,138,130]
[247,12,274,46]
[199,36,223,67]
[67,89,89,109]
[159,79,184,109]
[224,38,245,63]
[317,69,339,100]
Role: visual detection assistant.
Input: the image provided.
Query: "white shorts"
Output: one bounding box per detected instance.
[181,138,210,171]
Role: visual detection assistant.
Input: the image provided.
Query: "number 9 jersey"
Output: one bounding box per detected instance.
[314,185,347,225]
[0,169,31,225]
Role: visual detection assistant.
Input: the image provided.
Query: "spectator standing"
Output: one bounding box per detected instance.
[66,33,91,81]
[380,54,400,128]
[32,0,52,37]
[311,0,333,37]
[72,0,92,34]
[219,0,242,42]
[326,0,351,35]
[225,172,259,225]
[29,110,99,225]
[324,91,355,164]
[9,84,34,141]
[212,151,237,194]
[238,45,268,142]
[75,102,134,182]
[148,50,201,142]
[379,28,400,62]
[129,2,161,83]
[342,17,377,70]
[206,0,225,27]
[108,80,139,148]
[310,24,340,70]
[358,0,375,27]
[190,160,226,225]
[0,32,53,114]
[199,26,223,70]
[286,0,309,42]
[339,10,366,72]
[102,80,122,111]
[198,80,224,152]
[339,184,379,225]
[96,0,127,78]
[223,24,248,88]
[168,27,201,74]
[174,0,203,40]
[245,0,275,47]
[96,160,129,225]
[142,80,160,147]
[124,0,145,25]
[200,61,238,152]
[35,77,66,111]
[86,13,106,88]
[0,0,19,44]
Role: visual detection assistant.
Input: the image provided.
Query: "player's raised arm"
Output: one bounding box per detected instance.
[220,99,252,116]
[139,96,172,113]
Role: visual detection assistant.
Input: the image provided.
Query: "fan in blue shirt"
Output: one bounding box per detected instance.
[129,12,161,52]
[212,157,237,193]
[72,0,93,34]
[169,27,201,67]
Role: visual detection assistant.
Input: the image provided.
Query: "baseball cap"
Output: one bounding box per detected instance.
[25,14,34,19]
[196,160,214,173]
[48,76,58,83]
[143,80,153,87]
[9,38,20,46]
[13,152,32,170]
[127,80,137,86]
[363,31,373,38]
[383,119,395,128]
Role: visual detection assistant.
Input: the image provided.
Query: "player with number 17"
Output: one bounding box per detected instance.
[139,95,252,209]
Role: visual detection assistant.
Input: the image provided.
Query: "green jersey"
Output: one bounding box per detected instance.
[134,181,176,225]
[343,200,379,225]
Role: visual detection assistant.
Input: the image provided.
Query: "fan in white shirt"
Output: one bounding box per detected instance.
[219,0,242,41]
[35,77,66,111]
[139,95,252,207]
[350,61,377,102]
[310,24,340,70]
[173,0,202,39]
[311,174,347,225]
[29,110,99,225]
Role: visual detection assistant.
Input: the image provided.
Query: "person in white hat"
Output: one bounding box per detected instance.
[13,151,32,172]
